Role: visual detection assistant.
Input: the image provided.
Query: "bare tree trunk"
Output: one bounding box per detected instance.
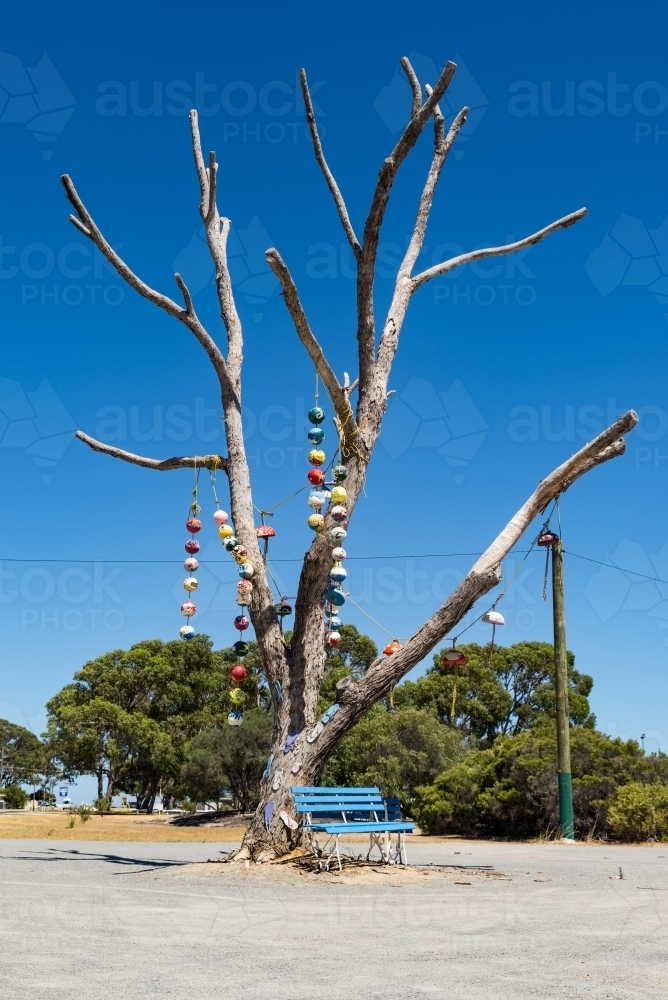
[59,56,638,861]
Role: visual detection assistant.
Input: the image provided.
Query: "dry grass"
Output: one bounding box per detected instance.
[0,811,247,842]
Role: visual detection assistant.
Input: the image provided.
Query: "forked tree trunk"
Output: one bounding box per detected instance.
[59,56,638,861]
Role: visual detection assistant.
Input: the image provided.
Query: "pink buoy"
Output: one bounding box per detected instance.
[213,509,228,525]
[181,601,197,617]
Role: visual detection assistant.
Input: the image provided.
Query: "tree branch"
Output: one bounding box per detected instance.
[315,410,638,754]
[400,57,422,119]
[76,431,228,472]
[265,247,352,422]
[356,58,457,402]
[412,208,588,289]
[375,105,468,382]
[299,69,361,259]
[60,174,228,384]
[61,174,186,322]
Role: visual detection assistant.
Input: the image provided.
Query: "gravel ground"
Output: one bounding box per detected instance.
[0,837,666,999]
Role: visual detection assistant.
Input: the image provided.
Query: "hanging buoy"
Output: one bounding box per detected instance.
[331,546,346,561]
[329,564,347,583]
[444,648,467,666]
[231,664,247,682]
[184,557,199,572]
[325,587,345,606]
[328,631,341,646]
[234,614,250,631]
[307,490,327,510]
[179,625,195,641]
[307,426,325,444]
[326,614,342,629]
[332,464,348,482]
[482,610,505,626]
[183,576,198,592]
[274,599,292,618]
[181,601,197,617]
[308,406,325,424]
[223,535,239,551]
[185,539,200,554]
[186,518,202,534]
[234,640,249,656]
[330,505,347,522]
[256,524,276,540]
[232,545,247,562]
[384,640,402,655]
[218,524,234,539]
[538,530,559,547]
[330,526,347,542]
[213,509,228,525]
[238,562,254,578]
[308,449,326,467]
[229,687,245,705]
[330,485,347,504]
[308,513,325,532]
[307,468,326,486]
[237,579,253,595]
[228,710,243,726]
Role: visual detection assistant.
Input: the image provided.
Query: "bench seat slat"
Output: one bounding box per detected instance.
[306,822,415,834]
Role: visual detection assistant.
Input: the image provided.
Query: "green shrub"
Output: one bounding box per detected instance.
[2,784,28,809]
[76,804,92,823]
[607,783,668,841]
[412,722,668,839]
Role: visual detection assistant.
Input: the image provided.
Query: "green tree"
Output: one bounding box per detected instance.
[607,782,668,841]
[2,784,28,809]
[46,635,266,809]
[322,704,467,807]
[412,720,668,839]
[318,624,378,711]
[180,709,273,811]
[0,719,44,788]
[394,641,593,746]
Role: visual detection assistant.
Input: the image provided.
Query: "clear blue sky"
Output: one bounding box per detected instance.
[1,0,667,764]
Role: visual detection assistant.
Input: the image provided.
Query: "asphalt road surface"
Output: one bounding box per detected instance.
[0,838,666,999]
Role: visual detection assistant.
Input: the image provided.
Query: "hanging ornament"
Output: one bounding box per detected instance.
[229,687,245,705]
[274,598,292,620]
[308,426,325,444]
[330,485,347,504]
[443,647,467,666]
[234,615,250,631]
[307,490,328,510]
[223,535,239,551]
[307,468,326,486]
[330,505,347,522]
[328,631,341,647]
[325,587,345,606]
[308,405,325,424]
[482,610,505,626]
[228,710,243,726]
[332,464,348,482]
[234,640,250,656]
[256,522,276,563]
[308,448,326,467]
[237,579,253,597]
[179,468,203,638]
[330,564,347,583]
[218,523,234,540]
[331,546,346,561]
[383,640,402,655]
[308,513,325,532]
[330,526,347,542]
[213,509,228,525]
[231,664,247,682]
[238,562,254,578]
[538,526,560,601]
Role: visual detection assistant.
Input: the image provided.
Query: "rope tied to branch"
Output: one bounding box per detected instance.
[334,398,367,463]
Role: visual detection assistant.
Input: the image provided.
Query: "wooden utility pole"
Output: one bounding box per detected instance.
[552,539,575,840]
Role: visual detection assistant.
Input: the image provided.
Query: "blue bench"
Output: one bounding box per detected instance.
[291,786,415,870]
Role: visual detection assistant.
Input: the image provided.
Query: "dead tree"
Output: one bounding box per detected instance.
[61,58,637,861]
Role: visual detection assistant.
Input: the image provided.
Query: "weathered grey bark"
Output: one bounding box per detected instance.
[62,57,637,861]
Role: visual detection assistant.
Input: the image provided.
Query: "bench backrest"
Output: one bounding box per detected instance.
[291,786,401,822]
